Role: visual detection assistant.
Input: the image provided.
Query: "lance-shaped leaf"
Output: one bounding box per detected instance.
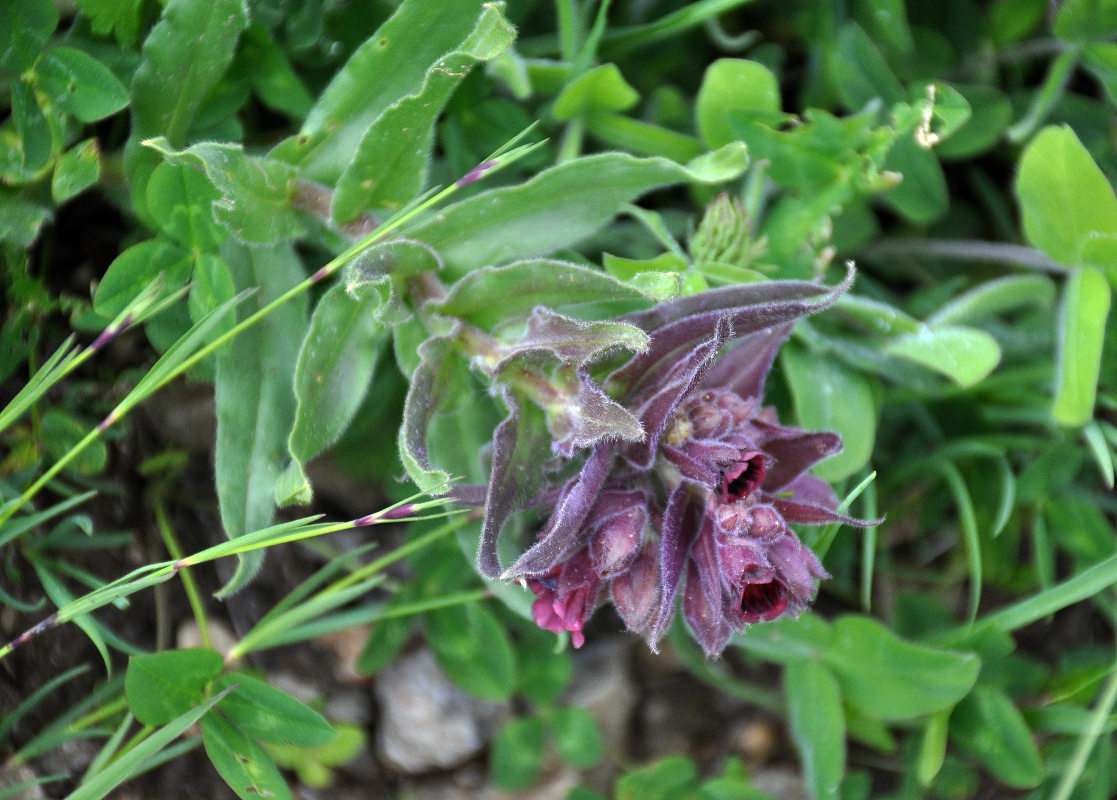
[434,259,666,330]
[650,485,704,648]
[753,426,844,493]
[478,393,553,578]
[502,444,613,579]
[271,0,494,185]
[332,3,515,221]
[409,146,749,276]
[278,283,387,506]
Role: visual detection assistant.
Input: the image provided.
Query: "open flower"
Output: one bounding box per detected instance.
[471,267,875,656]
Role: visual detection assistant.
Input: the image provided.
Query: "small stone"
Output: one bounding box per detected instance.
[374,648,508,773]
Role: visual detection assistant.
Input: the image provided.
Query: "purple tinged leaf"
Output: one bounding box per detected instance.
[700,325,791,401]
[683,560,733,657]
[620,318,731,468]
[504,444,613,579]
[492,306,649,372]
[660,443,721,487]
[650,485,702,647]
[611,546,660,633]
[689,515,723,607]
[770,495,880,528]
[550,368,645,458]
[620,264,854,333]
[478,393,553,578]
[756,428,843,493]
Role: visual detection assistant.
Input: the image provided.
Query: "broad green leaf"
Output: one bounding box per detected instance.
[729,115,844,190]
[239,24,313,119]
[35,47,129,123]
[554,63,640,120]
[885,325,1001,387]
[736,613,833,664]
[214,242,306,597]
[200,713,292,800]
[435,259,665,330]
[823,616,980,721]
[93,239,193,318]
[934,84,1013,160]
[332,3,515,221]
[409,148,748,277]
[146,162,227,251]
[1016,125,1117,266]
[40,408,107,474]
[490,716,545,791]
[212,673,335,747]
[124,649,223,726]
[131,0,248,144]
[144,138,305,244]
[280,283,387,505]
[549,707,603,769]
[1053,266,1111,426]
[272,0,494,184]
[781,343,877,482]
[512,620,573,705]
[75,0,145,47]
[950,686,1043,788]
[0,0,57,73]
[696,59,781,149]
[1083,42,1117,106]
[829,23,905,110]
[880,134,948,225]
[785,659,845,800]
[1054,0,1117,42]
[425,602,517,701]
[356,615,415,676]
[52,138,101,204]
[68,688,232,800]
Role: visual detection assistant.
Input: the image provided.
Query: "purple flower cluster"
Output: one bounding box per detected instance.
[475,271,873,656]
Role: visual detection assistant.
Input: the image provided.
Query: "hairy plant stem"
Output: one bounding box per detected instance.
[862,239,1068,273]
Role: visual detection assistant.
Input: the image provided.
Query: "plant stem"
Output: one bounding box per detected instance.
[155,501,211,651]
[861,239,1068,274]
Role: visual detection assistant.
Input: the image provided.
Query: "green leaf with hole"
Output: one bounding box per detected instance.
[35,47,128,123]
[950,685,1043,788]
[696,59,781,149]
[124,648,223,726]
[425,602,516,701]
[52,138,101,204]
[212,673,335,747]
[490,716,545,791]
[280,282,387,506]
[131,0,248,144]
[885,325,1001,386]
[781,343,877,482]
[200,712,292,800]
[1053,266,1111,426]
[549,707,603,769]
[822,616,980,721]
[786,659,845,800]
[1016,125,1117,266]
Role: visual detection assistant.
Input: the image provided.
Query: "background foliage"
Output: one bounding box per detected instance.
[2,0,1117,798]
